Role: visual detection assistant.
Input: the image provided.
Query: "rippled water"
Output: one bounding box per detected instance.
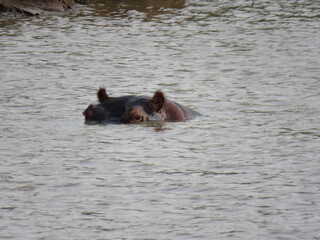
[1,0,319,239]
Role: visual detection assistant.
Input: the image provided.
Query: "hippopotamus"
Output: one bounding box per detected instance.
[82,88,132,122]
[83,88,201,123]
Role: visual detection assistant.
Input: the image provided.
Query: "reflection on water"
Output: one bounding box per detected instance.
[85,119,170,132]
[0,0,320,239]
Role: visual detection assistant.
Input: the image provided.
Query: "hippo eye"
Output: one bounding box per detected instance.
[135,116,143,121]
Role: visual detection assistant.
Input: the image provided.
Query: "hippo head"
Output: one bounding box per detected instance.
[83,88,136,122]
[82,88,110,122]
[82,104,109,122]
[122,91,165,123]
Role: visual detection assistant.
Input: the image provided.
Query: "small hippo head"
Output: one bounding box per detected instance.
[122,91,165,123]
[83,88,137,123]
[82,88,110,122]
[82,104,109,122]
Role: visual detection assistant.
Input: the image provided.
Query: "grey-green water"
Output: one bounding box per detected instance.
[1,1,319,239]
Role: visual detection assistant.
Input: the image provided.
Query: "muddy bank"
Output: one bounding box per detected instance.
[0,0,89,17]
[0,0,186,18]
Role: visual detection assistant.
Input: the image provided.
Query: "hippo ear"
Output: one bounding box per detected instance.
[97,88,109,103]
[150,90,165,112]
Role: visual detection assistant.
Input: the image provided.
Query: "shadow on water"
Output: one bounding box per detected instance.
[88,0,186,20]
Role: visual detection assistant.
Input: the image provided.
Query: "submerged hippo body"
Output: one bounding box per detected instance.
[83,88,201,123]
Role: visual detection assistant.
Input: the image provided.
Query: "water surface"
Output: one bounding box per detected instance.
[0,0,319,239]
